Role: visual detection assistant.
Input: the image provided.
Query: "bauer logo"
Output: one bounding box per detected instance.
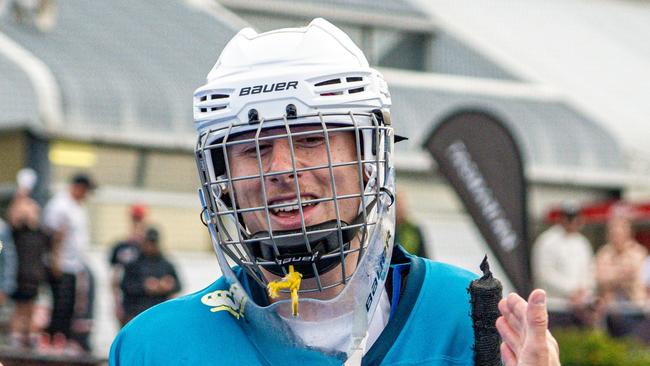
[239,81,298,96]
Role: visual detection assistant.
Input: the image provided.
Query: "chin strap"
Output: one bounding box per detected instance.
[267,265,303,316]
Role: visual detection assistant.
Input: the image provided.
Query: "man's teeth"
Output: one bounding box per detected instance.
[271,198,316,214]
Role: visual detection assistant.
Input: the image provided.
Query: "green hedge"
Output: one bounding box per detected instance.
[554,328,650,366]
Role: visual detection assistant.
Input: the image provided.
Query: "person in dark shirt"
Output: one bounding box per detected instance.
[120,227,181,324]
[108,204,147,326]
[7,168,51,348]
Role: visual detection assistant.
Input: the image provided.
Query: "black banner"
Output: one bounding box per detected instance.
[424,110,531,295]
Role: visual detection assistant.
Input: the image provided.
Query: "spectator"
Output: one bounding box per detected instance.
[120,227,180,324]
[69,263,95,353]
[643,255,650,302]
[595,213,647,307]
[42,173,96,353]
[7,168,51,348]
[108,204,148,326]
[0,218,17,310]
[394,190,429,258]
[532,203,596,327]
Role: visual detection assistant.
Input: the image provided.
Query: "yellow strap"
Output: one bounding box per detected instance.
[267,265,302,316]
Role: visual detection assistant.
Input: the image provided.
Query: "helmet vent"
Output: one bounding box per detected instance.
[320,91,343,96]
[315,78,341,87]
[313,75,366,97]
[196,91,231,114]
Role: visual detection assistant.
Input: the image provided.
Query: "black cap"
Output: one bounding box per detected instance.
[145,227,160,243]
[71,173,97,190]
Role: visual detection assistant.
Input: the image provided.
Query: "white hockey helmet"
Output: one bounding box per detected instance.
[194,18,395,295]
[194,18,398,360]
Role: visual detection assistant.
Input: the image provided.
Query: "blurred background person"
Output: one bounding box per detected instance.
[108,204,148,327]
[644,255,650,301]
[0,217,17,322]
[6,168,51,349]
[42,173,96,354]
[120,227,180,325]
[596,210,648,339]
[532,203,597,328]
[0,0,57,31]
[395,190,429,258]
[69,262,95,354]
[595,212,647,307]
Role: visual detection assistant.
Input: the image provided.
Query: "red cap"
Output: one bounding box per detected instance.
[130,204,148,221]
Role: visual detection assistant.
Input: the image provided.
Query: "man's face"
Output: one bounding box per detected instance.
[607,217,632,249]
[561,215,582,233]
[226,125,363,235]
[70,184,89,202]
[142,240,160,256]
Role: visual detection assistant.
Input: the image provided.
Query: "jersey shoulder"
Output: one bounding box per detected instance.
[380,258,478,365]
[109,274,262,366]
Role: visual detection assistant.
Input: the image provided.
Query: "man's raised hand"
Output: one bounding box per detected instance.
[496,289,560,366]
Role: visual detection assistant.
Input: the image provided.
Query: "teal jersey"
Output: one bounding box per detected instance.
[109,247,477,365]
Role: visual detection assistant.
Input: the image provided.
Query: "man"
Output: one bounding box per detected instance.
[109,204,148,326]
[7,168,51,348]
[532,203,596,327]
[110,19,558,365]
[120,227,181,324]
[595,212,647,307]
[43,173,96,352]
[0,217,17,309]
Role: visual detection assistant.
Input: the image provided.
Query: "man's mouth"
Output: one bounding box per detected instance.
[269,196,318,217]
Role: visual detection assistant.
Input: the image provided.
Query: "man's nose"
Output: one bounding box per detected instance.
[265,139,301,183]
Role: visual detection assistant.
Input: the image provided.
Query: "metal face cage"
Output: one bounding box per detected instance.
[195,111,392,294]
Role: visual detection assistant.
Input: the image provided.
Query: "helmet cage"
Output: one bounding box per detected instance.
[195,110,392,294]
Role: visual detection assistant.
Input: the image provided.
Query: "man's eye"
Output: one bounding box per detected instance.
[248,143,272,156]
[295,135,325,147]
[232,143,270,157]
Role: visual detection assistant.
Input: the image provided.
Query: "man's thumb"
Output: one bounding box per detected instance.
[527,289,548,343]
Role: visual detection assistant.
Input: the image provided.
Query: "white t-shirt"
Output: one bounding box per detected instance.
[43,190,89,274]
[532,225,595,303]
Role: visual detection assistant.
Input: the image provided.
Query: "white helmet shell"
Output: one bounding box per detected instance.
[193,18,391,137]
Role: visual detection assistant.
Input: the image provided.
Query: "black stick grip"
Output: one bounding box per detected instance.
[468,255,503,366]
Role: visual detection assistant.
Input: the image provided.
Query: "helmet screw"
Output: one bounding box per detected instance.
[286,104,297,119]
[248,109,259,123]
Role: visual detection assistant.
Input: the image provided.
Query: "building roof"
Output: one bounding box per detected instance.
[0,0,238,148]
[0,46,38,129]
[218,0,435,32]
[383,70,626,186]
[0,1,627,184]
[413,0,650,161]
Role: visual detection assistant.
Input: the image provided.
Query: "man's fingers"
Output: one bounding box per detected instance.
[496,316,522,353]
[500,341,517,366]
[498,298,509,316]
[505,293,526,332]
[526,289,549,345]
